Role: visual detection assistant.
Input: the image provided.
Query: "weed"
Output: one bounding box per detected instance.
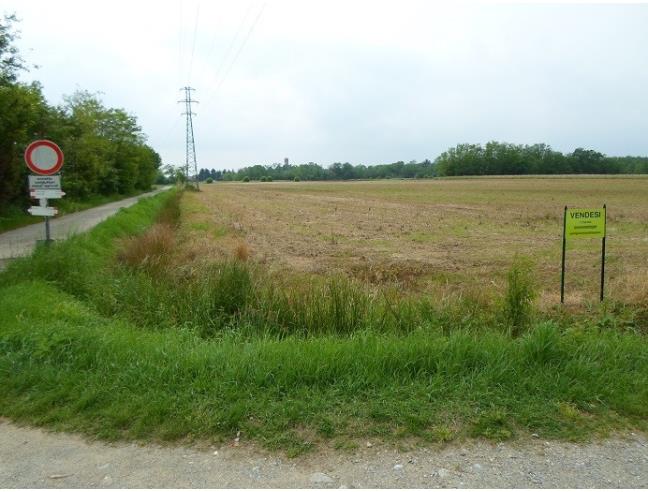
[235,242,250,261]
[501,256,537,335]
[116,223,176,272]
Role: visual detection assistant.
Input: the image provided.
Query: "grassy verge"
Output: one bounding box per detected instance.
[0,189,158,234]
[0,189,647,454]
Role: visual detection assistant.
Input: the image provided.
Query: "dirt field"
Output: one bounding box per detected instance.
[179,177,648,307]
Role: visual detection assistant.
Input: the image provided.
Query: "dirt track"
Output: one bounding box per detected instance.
[0,421,645,488]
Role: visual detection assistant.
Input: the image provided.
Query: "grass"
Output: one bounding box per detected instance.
[1,281,647,451]
[178,178,648,309]
[0,183,647,454]
[0,189,157,234]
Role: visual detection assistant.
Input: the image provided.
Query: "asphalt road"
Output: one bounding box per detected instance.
[0,188,169,269]
[0,420,646,488]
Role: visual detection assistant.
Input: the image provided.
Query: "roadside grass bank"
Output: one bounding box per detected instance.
[0,188,647,454]
[0,188,161,234]
[1,281,647,455]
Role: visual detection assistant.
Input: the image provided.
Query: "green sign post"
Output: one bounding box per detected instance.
[560,205,607,303]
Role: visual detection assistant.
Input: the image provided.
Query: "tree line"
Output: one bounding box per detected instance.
[435,142,648,176]
[0,14,160,212]
[197,141,648,183]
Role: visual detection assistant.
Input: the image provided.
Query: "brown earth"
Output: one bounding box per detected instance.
[178,178,648,308]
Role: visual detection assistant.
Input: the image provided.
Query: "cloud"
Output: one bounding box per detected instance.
[7,0,648,169]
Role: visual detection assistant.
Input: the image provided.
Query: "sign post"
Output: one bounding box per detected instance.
[24,140,65,244]
[560,205,607,304]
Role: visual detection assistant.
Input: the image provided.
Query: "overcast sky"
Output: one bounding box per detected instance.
[5,0,648,170]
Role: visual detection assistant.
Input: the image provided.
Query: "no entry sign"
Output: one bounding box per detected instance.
[24,140,64,175]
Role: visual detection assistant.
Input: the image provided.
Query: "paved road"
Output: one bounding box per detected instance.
[0,188,170,268]
[0,421,645,488]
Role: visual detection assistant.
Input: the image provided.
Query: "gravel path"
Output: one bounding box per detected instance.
[0,187,170,267]
[0,420,645,488]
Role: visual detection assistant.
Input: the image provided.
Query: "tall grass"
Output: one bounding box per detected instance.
[501,256,537,335]
[1,188,647,451]
[0,281,646,450]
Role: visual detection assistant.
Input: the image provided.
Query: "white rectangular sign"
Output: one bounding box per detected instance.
[30,189,66,199]
[28,205,58,217]
[28,175,61,190]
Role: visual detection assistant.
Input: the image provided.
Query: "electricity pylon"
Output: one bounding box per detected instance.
[178,87,199,189]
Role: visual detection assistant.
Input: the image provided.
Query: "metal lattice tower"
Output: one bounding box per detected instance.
[178,87,199,189]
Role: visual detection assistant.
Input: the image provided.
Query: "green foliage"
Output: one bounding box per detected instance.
[0,16,160,213]
[434,141,645,176]
[217,142,648,182]
[501,257,537,335]
[242,176,250,182]
[0,13,27,84]
[205,177,214,184]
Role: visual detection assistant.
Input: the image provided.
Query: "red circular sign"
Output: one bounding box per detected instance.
[24,140,64,175]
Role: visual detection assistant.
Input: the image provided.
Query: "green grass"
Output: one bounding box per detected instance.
[0,189,156,234]
[0,187,647,453]
[0,281,646,450]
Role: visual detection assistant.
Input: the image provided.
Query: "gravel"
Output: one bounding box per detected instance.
[1,420,646,488]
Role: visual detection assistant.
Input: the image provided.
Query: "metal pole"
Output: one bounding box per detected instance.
[560,205,567,304]
[40,197,51,244]
[600,204,606,302]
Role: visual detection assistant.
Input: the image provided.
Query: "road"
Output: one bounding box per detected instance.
[0,188,169,269]
[0,421,645,488]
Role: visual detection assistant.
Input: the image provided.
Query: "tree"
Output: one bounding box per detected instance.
[0,14,27,85]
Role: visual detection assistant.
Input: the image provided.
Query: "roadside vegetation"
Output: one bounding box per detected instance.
[0,14,161,231]
[1,188,646,455]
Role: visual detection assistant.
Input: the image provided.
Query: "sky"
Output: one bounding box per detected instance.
[5,0,648,171]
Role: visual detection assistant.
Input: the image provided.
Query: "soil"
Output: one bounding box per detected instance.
[1,420,646,488]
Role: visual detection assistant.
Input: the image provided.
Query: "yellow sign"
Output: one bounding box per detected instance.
[565,207,606,239]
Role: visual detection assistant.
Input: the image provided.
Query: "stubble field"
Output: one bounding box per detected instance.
[180,177,648,309]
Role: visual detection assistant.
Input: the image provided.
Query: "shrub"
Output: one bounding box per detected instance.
[293,176,300,182]
[205,177,214,184]
[242,176,250,182]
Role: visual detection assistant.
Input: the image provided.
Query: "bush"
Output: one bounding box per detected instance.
[242,176,250,182]
[260,176,267,182]
[293,176,300,182]
[205,177,214,184]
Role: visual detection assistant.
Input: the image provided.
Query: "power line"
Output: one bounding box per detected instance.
[178,87,200,189]
[215,3,266,92]
[193,0,256,88]
[187,3,201,83]
[202,2,266,108]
